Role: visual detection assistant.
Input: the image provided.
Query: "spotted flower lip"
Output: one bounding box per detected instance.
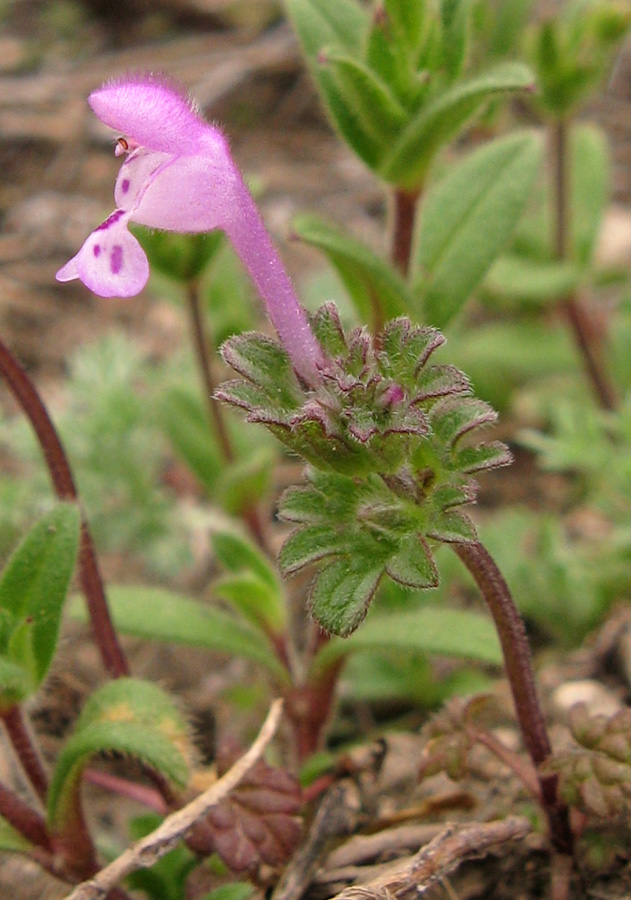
[56,73,324,384]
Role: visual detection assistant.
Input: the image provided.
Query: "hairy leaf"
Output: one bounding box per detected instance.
[0,504,80,696]
[68,586,289,683]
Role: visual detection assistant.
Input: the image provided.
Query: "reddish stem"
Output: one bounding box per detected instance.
[285,657,344,762]
[391,188,420,276]
[467,726,540,800]
[84,769,167,814]
[550,118,617,410]
[0,338,128,678]
[0,780,51,850]
[454,541,573,856]
[2,706,48,803]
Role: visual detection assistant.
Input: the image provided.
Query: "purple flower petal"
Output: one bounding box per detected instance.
[89,73,206,155]
[114,147,171,209]
[56,210,149,298]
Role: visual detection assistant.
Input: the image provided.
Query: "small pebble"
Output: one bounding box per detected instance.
[552,679,623,718]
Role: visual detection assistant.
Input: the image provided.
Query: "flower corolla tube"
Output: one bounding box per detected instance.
[56,73,323,383]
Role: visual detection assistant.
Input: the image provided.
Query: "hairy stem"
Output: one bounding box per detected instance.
[391,188,420,276]
[2,706,48,802]
[550,118,616,410]
[0,339,128,678]
[454,541,573,855]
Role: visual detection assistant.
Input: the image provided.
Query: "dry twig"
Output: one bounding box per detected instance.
[334,817,531,900]
[62,698,284,900]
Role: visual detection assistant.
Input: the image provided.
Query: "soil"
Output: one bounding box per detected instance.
[1,2,631,900]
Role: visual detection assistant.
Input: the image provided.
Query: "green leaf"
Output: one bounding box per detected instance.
[485,254,581,304]
[0,504,80,691]
[384,533,439,589]
[384,0,427,58]
[441,0,473,79]
[314,607,502,669]
[571,123,609,265]
[201,884,255,900]
[213,574,286,636]
[292,214,412,325]
[0,815,34,853]
[414,131,543,327]
[67,586,289,683]
[212,531,286,632]
[380,62,535,188]
[309,557,383,637]
[133,228,223,283]
[212,531,277,590]
[284,0,380,167]
[48,679,191,842]
[285,0,367,56]
[325,52,408,142]
[159,386,223,495]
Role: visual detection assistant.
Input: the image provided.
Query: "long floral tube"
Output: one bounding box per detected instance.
[57,74,324,385]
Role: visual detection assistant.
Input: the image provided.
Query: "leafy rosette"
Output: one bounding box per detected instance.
[217,305,511,635]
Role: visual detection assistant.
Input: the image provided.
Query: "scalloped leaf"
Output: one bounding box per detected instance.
[309,557,384,637]
[205,737,302,873]
[414,131,544,327]
[67,587,289,683]
[0,504,80,695]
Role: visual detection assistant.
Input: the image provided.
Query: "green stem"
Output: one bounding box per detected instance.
[2,706,48,803]
[0,338,129,678]
[185,281,272,553]
[186,281,235,464]
[550,117,616,410]
[454,541,573,856]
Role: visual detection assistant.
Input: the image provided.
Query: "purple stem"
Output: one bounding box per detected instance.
[454,541,573,855]
[0,338,129,678]
[227,183,325,387]
[2,706,48,802]
[550,117,617,410]
[391,187,420,276]
[0,780,51,850]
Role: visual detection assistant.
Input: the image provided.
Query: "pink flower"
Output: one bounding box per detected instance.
[57,74,323,383]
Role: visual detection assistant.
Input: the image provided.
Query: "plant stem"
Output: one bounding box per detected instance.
[285,657,344,762]
[0,779,52,850]
[550,117,616,410]
[186,281,235,464]
[391,188,420,276]
[185,281,272,553]
[454,541,573,856]
[2,706,48,802]
[0,338,129,678]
